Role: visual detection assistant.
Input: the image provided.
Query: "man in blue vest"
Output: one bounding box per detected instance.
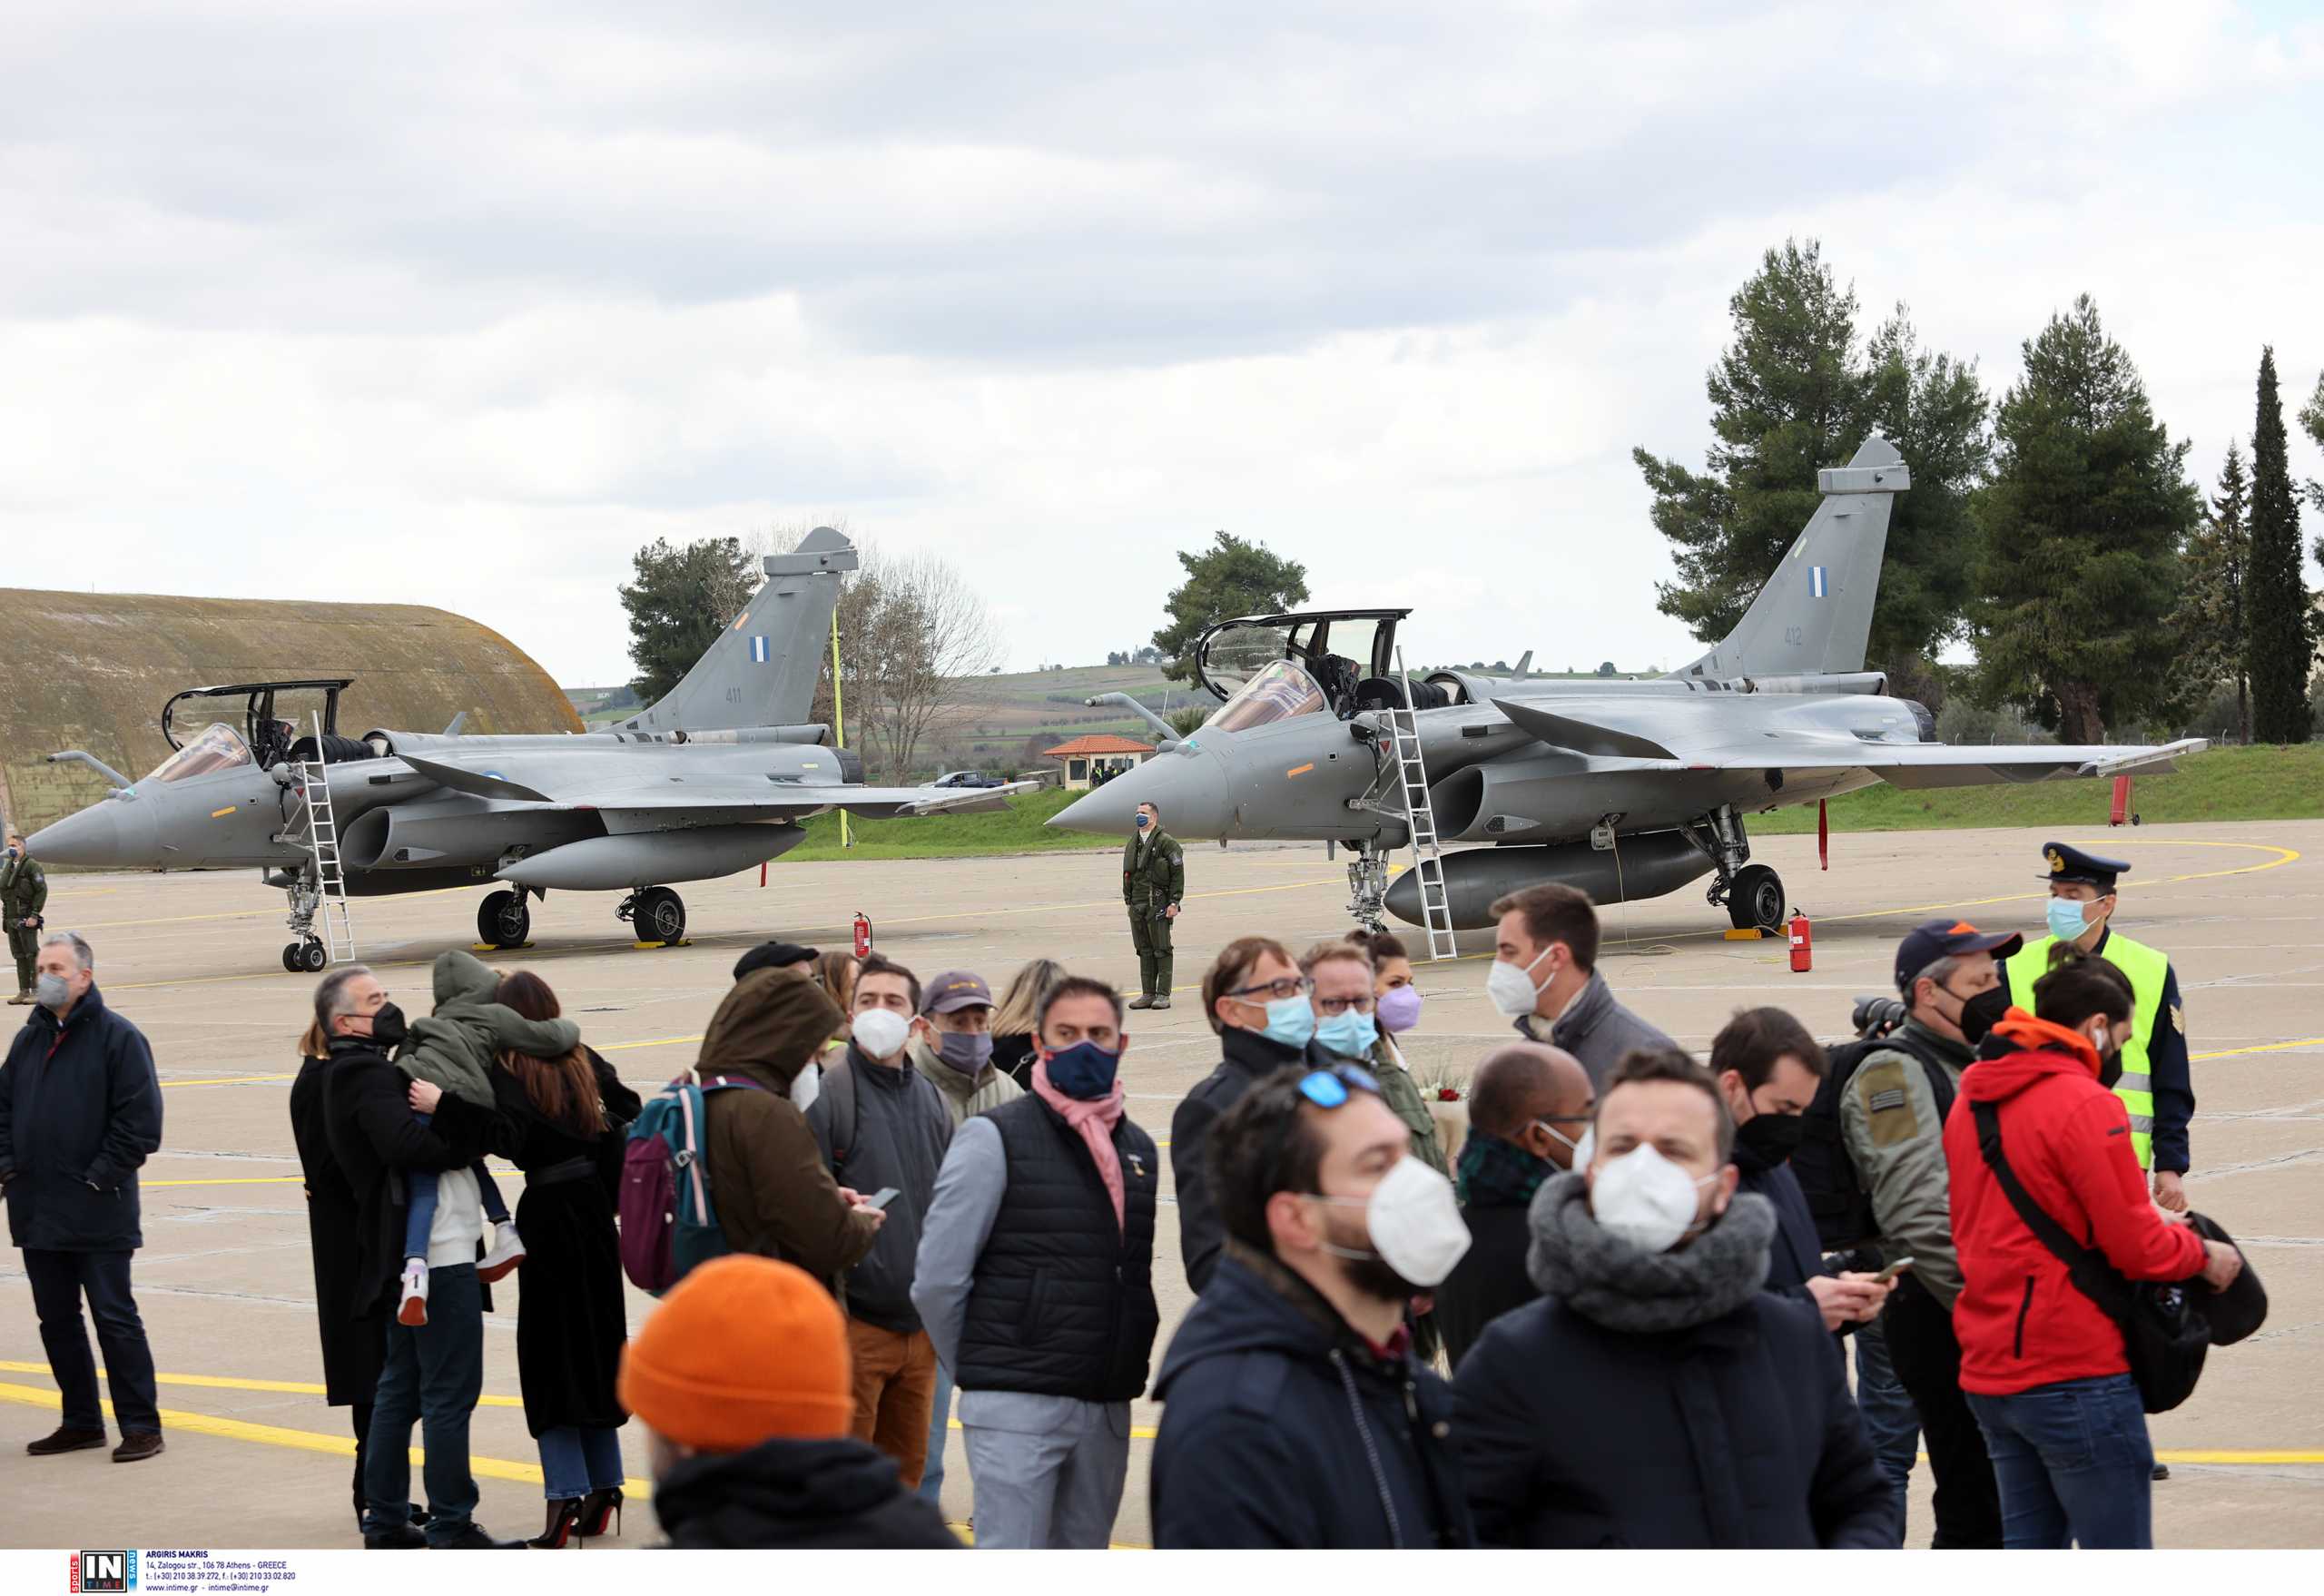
[2003,842,2194,1485]
[911,975,1160,1548]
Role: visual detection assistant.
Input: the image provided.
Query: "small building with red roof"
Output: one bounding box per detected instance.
[1040,733,1157,792]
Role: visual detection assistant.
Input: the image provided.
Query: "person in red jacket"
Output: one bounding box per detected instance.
[1945,955,2243,1549]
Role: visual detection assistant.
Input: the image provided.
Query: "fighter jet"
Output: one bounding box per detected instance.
[27,527,1032,969]
[1049,438,2203,938]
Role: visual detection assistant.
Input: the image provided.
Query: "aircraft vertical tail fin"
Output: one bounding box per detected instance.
[621,527,858,734]
[1667,436,1908,683]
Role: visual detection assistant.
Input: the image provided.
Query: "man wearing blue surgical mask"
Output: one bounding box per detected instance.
[1487,882,1672,1091]
[911,977,1159,1548]
[1173,938,1329,1294]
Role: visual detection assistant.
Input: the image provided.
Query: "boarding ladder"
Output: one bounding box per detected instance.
[1386,650,1458,963]
[284,712,358,964]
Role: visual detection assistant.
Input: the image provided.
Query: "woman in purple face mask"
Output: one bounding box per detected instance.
[1345,930,1449,1179]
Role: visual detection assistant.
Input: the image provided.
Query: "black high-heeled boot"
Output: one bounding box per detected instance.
[528,1498,585,1549]
[576,1486,623,1542]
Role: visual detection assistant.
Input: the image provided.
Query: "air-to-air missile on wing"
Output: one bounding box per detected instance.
[1049,438,2203,942]
[27,527,1034,970]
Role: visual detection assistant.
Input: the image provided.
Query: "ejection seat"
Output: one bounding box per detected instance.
[1352,675,1451,714]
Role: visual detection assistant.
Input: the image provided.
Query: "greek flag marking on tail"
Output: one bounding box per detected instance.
[749,635,771,663]
[1809,566,1828,599]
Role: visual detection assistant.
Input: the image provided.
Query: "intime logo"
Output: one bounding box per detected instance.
[69,1552,136,1593]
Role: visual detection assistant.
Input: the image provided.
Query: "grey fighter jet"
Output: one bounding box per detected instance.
[1049,438,2203,937]
[27,527,1032,969]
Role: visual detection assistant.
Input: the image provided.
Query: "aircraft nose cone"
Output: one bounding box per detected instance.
[1048,745,1234,840]
[27,799,159,868]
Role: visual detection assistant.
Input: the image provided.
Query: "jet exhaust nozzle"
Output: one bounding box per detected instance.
[1384,832,1713,930]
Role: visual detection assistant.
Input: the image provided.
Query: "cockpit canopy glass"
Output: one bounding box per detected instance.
[143,723,251,784]
[1202,660,1328,734]
[1197,620,1297,698]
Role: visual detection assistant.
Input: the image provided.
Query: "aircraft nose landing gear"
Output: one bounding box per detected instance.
[281,940,327,973]
[617,886,687,947]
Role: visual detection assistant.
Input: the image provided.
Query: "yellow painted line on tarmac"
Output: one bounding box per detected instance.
[162,1072,299,1088]
[2192,1037,2324,1061]
[143,1177,305,1187]
[0,1360,523,1406]
[0,1379,648,1496]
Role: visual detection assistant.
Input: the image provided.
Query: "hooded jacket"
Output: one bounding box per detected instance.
[651,1434,961,1550]
[398,951,580,1107]
[1452,1173,1894,1549]
[1,984,162,1252]
[1149,1243,1473,1549]
[1516,970,1675,1093]
[1944,1010,2207,1398]
[697,969,880,1296]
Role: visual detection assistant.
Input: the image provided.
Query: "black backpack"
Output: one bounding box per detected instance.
[1794,1029,1957,1252]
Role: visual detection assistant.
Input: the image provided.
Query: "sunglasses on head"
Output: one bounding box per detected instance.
[1262,1065,1382,1196]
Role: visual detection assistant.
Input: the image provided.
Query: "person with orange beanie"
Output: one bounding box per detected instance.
[618,1256,960,1550]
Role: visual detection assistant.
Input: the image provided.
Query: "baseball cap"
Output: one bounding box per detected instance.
[921,970,993,1016]
[1893,919,2024,993]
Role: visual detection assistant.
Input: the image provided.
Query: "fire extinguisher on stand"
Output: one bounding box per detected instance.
[1788,909,1813,974]
[853,912,873,960]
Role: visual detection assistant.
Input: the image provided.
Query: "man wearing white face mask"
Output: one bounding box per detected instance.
[1487,884,1672,1091]
[1150,1062,1476,1549]
[807,954,954,1489]
[1454,1048,1895,1548]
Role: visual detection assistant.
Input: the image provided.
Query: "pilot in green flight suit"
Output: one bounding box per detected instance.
[4,831,47,1005]
[1123,802,1184,1010]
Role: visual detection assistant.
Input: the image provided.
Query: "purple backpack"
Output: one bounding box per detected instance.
[619,1070,768,1296]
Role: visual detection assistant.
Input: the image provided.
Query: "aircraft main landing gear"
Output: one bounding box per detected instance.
[1689,804,1787,934]
[618,886,687,947]
[478,889,533,951]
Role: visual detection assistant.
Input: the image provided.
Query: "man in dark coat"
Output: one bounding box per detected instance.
[292,1030,392,1525]
[1150,1063,1474,1549]
[623,1254,959,1549]
[1438,1041,1592,1370]
[2,931,164,1463]
[1454,1048,1895,1549]
[1709,1008,1892,1332]
[1174,936,1326,1294]
[317,964,523,1550]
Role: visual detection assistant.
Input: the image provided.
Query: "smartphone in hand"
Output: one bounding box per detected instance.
[862,1187,902,1212]
[1873,1256,1916,1285]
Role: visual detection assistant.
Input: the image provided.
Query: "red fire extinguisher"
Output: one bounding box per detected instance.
[1788,909,1813,974]
[852,912,872,960]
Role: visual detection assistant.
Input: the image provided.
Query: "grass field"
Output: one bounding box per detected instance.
[781,744,2324,862]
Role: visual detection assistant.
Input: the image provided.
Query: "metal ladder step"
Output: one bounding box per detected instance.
[289,711,358,965]
[1388,649,1459,962]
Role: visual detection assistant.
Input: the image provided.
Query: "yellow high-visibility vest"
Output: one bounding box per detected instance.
[2006,932,2169,1169]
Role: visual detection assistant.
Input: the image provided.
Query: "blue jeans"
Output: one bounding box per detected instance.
[1965,1374,2155,1549]
[399,1113,508,1261]
[918,1362,953,1505]
[537,1426,625,1500]
[1852,1318,1920,1541]
[364,1263,484,1544]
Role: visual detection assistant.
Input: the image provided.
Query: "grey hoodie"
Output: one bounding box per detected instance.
[396,950,580,1108]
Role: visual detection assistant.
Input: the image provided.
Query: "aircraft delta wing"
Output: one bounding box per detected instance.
[26,526,1035,968]
[1049,437,2204,937]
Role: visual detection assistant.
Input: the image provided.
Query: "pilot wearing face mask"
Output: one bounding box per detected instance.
[2004,844,2192,1213]
[1452,1047,1896,1549]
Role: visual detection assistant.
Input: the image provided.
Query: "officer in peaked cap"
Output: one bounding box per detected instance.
[2004,845,2193,1203]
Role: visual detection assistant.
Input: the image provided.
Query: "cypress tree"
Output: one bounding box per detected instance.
[2246,347,2313,743]
[1968,296,2196,744]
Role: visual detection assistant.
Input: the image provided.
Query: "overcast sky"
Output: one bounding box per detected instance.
[6,1,2321,691]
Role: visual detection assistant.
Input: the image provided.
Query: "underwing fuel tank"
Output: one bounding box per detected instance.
[1383,832,1713,931]
[497,823,807,892]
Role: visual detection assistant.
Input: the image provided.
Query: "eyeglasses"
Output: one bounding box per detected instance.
[1229,976,1310,1003]
[1313,992,1375,1017]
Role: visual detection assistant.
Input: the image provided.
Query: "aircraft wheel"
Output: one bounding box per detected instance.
[298,939,329,973]
[636,886,686,946]
[281,942,302,972]
[1729,864,1786,933]
[478,890,530,950]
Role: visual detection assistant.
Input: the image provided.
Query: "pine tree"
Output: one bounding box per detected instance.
[2172,441,2251,742]
[1635,245,1989,681]
[1150,532,1310,683]
[1968,296,2198,744]
[2246,347,2313,743]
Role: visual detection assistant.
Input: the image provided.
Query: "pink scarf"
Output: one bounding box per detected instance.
[1031,1059,1127,1232]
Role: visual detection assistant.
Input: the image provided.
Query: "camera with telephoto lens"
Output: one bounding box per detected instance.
[1851,994,1908,1040]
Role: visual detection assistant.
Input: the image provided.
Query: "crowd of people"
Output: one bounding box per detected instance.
[0,836,2257,1552]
